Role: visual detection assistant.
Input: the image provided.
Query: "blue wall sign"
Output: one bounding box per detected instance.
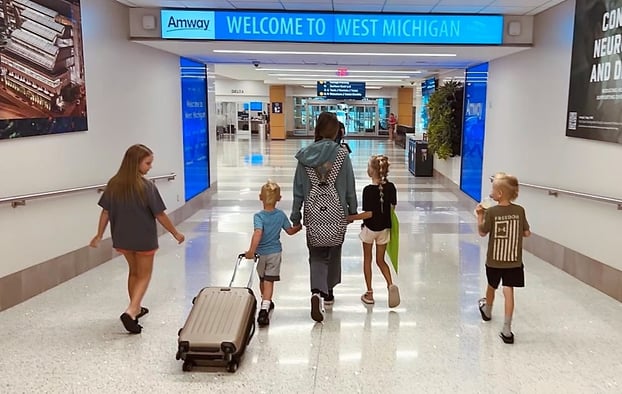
[180,57,209,201]
[161,10,503,45]
[317,81,366,99]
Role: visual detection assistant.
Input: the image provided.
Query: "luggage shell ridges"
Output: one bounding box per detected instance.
[179,287,256,352]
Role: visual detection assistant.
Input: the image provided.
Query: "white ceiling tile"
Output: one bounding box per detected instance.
[437,0,491,5]
[385,0,436,4]
[334,4,383,12]
[283,3,332,11]
[482,6,537,15]
[491,0,549,5]
[430,6,488,13]
[382,5,436,12]
[181,0,236,7]
[333,0,386,4]
[229,1,285,9]
[282,0,332,3]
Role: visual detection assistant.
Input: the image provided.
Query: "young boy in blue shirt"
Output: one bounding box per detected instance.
[246,181,302,326]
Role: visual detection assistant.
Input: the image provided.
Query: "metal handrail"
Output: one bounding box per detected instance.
[0,173,176,208]
[490,176,622,210]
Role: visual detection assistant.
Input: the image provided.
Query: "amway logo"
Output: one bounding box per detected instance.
[167,16,211,31]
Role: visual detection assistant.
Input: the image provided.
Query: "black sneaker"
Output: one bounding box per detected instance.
[323,294,335,306]
[310,294,324,322]
[270,301,275,311]
[257,309,270,327]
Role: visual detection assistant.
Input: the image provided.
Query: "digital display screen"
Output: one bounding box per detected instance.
[161,10,504,45]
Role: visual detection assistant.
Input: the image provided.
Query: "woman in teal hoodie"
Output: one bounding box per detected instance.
[291,112,358,322]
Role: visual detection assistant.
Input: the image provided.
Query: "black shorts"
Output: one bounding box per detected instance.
[486,265,524,289]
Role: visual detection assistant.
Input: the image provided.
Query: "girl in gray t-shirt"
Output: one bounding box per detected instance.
[90,144,185,334]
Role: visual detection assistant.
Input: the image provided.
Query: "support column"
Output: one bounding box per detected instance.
[398,87,414,127]
[269,85,286,140]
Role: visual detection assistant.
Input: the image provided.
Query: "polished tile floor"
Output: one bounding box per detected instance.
[1,138,621,393]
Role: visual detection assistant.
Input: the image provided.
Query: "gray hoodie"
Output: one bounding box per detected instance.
[290,139,357,226]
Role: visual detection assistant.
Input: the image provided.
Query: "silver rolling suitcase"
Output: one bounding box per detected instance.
[176,253,258,372]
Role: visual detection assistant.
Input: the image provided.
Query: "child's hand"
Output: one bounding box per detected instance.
[89,235,101,248]
[173,232,185,244]
[244,251,255,259]
[293,224,302,233]
[474,204,485,215]
[347,211,372,222]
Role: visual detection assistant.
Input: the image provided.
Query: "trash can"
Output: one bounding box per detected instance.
[258,123,266,139]
[414,141,433,177]
[408,137,416,175]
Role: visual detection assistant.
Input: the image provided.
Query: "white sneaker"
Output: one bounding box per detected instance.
[310,293,324,322]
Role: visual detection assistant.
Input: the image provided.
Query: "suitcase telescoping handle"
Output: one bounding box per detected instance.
[230,253,260,288]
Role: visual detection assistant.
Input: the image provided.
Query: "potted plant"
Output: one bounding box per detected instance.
[427,80,464,160]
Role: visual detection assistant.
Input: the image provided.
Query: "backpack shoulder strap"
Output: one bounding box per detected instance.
[304,147,347,186]
[325,147,347,184]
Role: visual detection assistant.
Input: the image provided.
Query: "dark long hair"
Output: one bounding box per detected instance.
[314,112,339,141]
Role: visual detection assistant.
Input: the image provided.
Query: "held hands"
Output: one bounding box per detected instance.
[347,211,373,222]
[292,224,303,234]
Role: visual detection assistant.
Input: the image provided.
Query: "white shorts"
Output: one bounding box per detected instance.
[359,226,390,245]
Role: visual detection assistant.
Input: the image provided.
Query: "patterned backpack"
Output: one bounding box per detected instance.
[303,147,348,247]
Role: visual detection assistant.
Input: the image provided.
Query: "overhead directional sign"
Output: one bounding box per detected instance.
[317,81,366,100]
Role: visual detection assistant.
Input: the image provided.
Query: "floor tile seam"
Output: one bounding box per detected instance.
[311,323,324,394]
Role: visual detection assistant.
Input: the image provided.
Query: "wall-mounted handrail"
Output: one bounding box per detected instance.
[0,173,176,208]
[490,176,622,210]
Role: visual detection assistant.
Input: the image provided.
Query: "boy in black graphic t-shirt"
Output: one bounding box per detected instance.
[475,173,531,344]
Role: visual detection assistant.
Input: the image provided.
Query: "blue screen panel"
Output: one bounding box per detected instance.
[162,10,504,45]
[180,57,209,201]
[460,63,488,202]
[420,78,436,131]
[250,101,263,111]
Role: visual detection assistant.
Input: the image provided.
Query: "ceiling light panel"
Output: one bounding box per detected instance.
[269,73,409,78]
[214,50,456,57]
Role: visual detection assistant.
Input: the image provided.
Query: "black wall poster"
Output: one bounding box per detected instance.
[567,0,622,143]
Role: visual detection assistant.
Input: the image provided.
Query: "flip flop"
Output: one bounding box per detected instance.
[120,313,142,334]
[136,307,149,319]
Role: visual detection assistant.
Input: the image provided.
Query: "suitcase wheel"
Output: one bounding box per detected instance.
[182,360,194,372]
[175,351,181,361]
[227,361,238,373]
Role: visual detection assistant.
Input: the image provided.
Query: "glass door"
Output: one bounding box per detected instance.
[304,100,379,137]
[346,102,379,136]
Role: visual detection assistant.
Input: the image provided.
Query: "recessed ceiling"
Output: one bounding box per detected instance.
[117,0,564,84]
[133,40,529,85]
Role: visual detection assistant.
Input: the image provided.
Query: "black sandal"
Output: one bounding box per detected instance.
[500,332,514,344]
[136,307,149,319]
[120,313,142,334]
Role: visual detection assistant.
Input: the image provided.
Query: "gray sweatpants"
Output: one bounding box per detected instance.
[308,245,342,295]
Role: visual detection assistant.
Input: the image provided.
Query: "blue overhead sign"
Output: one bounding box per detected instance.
[317,81,366,99]
[161,10,504,45]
